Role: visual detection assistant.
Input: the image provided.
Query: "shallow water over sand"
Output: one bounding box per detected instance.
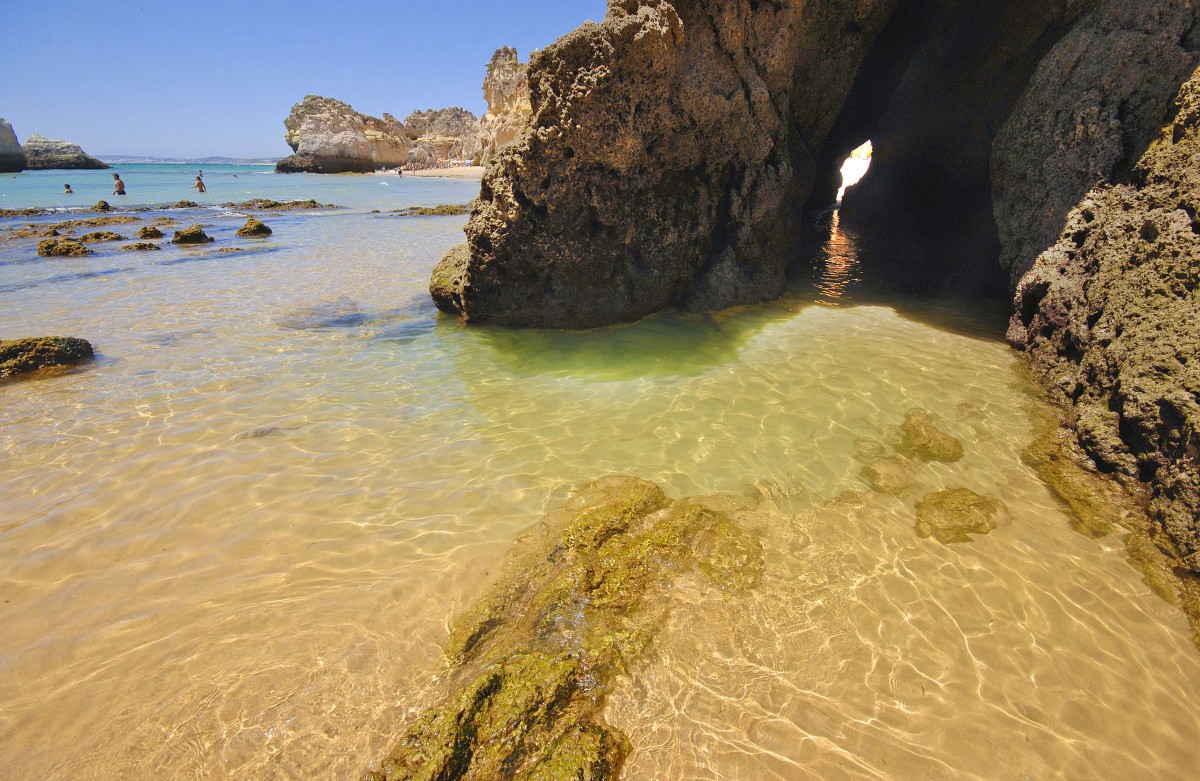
[1,175,1198,779]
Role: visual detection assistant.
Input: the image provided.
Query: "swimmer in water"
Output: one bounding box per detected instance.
[192,176,206,193]
[63,184,73,194]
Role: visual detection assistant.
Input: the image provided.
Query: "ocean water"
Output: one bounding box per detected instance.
[1,170,1198,779]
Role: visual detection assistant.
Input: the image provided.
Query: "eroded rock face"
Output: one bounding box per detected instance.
[275,96,412,173]
[0,118,26,172]
[21,133,109,170]
[404,107,480,166]
[438,0,901,328]
[992,0,1200,280]
[477,47,533,166]
[1009,66,1200,571]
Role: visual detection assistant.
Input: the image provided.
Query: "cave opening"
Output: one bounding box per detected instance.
[836,141,873,203]
[790,0,1088,305]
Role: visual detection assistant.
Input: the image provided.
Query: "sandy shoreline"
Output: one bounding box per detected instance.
[378,166,484,180]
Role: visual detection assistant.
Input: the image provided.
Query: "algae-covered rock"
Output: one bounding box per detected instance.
[915,488,1009,544]
[859,456,914,496]
[172,200,200,209]
[392,204,470,216]
[896,409,965,462]
[134,225,163,239]
[221,198,331,211]
[0,336,94,378]
[171,225,214,245]
[92,200,112,212]
[120,242,160,251]
[368,476,764,781]
[235,218,272,237]
[37,238,92,257]
[78,231,127,243]
[430,244,470,316]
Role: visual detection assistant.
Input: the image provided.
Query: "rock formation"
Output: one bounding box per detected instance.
[275,96,413,173]
[0,337,94,379]
[403,107,480,167]
[422,0,1200,575]
[1009,65,1200,572]
[0,118,25,172]
[476,46,533,166]
[434,0,901,328]
[21,133,108,169]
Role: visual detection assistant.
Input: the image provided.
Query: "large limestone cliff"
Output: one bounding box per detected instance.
[403,107,480,168]
[21,133,108,170]
[0,118,25,172]
[435,0,901,328]
[476,46,533,166]
[275,96,412,173]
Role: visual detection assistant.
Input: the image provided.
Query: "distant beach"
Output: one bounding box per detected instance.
[400,166,485,179]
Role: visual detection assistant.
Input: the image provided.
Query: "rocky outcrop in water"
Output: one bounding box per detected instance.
[435,1,900,328]
[476,47,533,167]
[21,133,109,170]
[366,476,762,781]
[0,118,26,172]
[1009,65,1200,572]
[0,337,94,379]
[275,96,413,173]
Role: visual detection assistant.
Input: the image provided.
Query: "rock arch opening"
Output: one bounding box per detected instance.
[836,141,872,203]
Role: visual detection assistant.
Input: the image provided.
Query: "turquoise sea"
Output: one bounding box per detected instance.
[2,165,1199,779]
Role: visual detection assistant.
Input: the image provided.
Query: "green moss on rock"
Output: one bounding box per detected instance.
[37,238,92,257]
[120,242,161,251]
[134,225,163,239]
[368,476,764,781]
[78,231,128,243]
[171,225,214,245]
[430,244,471,316]
[0,336,94,378]
[235,218,272,237]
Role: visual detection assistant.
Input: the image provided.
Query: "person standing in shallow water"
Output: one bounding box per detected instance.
[192,176,206,194]
[111,173,125,195]
[63,184,72,194]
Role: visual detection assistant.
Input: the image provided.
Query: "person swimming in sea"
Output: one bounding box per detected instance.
[112,173,126,195]
[192,176,206,194]
[63,184,73,194]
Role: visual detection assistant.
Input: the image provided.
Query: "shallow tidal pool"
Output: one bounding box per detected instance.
[1,172,1198,779]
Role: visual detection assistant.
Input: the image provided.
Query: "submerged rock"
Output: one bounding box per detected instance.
[859,456,915,495]
[367,476,763,781]
[221,198,331,211]
[0,336,93,378]
[78,231,127,243]
[120,242,161,251]
[235,218,272,237]
[390,204,470,216]
[915,488,1009,544]
[171,225,214,245]
[895,409,964,462]
[0,117,26,172]
[21,133,108,169]
[37,238,92,257]
[134,225,163,239]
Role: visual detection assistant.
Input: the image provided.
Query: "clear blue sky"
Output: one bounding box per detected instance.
[0,0,607,159]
